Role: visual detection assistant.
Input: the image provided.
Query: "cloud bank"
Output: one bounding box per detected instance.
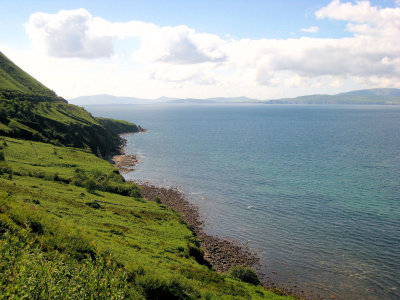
[22,1,400,98]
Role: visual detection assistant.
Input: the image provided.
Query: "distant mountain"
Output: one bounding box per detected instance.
[168,98,216,104]
[70,88,400,106]
[155,96,180,102]
[168,96,258,104]
[70,94,260,105]
[265,88,400,105]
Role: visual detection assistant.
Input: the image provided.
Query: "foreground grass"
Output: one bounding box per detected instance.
[0,136,295,299]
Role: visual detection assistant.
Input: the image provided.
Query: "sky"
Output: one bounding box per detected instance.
[0,0,399,100]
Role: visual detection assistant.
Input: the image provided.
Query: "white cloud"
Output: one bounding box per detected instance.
[25,9,226,63]
[25,9,115,58]
[133,25,226,64]
[19,1,400,99]
[301,26,319,33]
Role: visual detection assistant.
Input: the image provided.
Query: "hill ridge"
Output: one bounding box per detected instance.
[0,51,56,97]
[0,51,139,156]
[68,88,400,105]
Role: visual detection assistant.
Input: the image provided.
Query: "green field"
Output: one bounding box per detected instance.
[0,137,295,299]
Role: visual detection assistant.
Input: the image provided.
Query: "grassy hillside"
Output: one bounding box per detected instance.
[0,95,139,156]
[0,51,56,97]
[0,50,296,299]
[0,136,295,299]
[0,52,139,156]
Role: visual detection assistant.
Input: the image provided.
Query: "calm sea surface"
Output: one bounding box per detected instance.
[86,104,400,300]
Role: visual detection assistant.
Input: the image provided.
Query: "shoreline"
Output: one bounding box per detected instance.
[112,136,259,272]
[137,182,259,272]
[113,134,308,299]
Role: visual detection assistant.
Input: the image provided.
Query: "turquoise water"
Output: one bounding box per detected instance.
[87,104,400,300]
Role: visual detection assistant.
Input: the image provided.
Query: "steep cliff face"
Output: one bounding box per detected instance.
[0,51,138,156]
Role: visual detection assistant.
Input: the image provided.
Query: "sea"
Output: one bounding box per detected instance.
[86,104,400,300]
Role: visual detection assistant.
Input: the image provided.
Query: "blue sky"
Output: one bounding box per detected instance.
[0,1,355,45]
[0,0,399,100]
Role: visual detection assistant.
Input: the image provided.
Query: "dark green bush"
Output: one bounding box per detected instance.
[84,179,96,194]
[85,201,101,209]
[228,265,261,285]
[0,151,4,161]
[71,170,141,198]
[187,244,211,268]
[137,275,197,299]
[29,219,44,234]
[0,164,12,175]
[129,188,141,198]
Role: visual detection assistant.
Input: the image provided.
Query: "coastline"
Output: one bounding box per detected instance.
[113,134,307,299]
[138,183,258,272]
[109,132,143,172]
[113,136,258,272]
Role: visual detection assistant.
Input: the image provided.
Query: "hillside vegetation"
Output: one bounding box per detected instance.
[0,51,297,298]
[0,51,56,97]
[0,51,139,156]
[0,137,294,299]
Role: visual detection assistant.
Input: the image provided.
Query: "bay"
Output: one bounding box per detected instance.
[86,104,400,300]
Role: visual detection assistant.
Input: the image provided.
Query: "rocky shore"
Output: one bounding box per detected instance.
[112,133,309,299]
[111,135,258,272]
[112,154,138,173]
[135,180,309,299]
[138,183,258,272]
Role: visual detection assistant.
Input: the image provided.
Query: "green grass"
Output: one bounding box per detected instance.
[0,136,296,299]
[0,51,56,97]
[0,96,139,156]
[0,51,139,157]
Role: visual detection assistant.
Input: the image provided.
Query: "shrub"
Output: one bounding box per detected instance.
[53,173,60,181]
[85,179,96,194]
[85,201,101,209]
[0,165,12,175]
[29,219,44,235]
[228,265,261,285]
[137,274,197,299]
[187,244,211,268]
[154,196,162,204]
[0,151,4,161]
[129,188,141,198]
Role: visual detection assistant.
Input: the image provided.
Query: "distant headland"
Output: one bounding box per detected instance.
[69,88,400,106]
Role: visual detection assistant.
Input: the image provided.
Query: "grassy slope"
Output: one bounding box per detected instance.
[0,51,56,97]
[0,136,294,299]
[0,96,139,156]
[0,52,139,156]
